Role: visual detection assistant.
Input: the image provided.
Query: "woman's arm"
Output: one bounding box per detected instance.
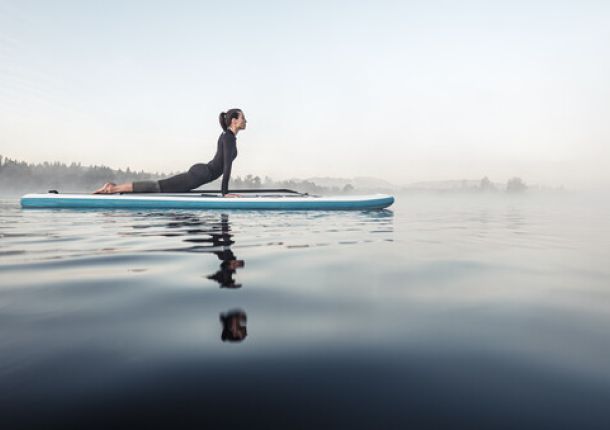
[221,134,237,196]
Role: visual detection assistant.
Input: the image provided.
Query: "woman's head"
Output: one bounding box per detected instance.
[219,109,246,132]
[220,310,248,342]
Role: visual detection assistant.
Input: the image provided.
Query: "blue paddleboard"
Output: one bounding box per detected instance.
[20,192,394,210]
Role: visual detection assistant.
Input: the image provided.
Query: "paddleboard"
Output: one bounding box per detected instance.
[20,191,394,210]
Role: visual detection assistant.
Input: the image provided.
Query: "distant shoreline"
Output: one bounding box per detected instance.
[0,154,557,195]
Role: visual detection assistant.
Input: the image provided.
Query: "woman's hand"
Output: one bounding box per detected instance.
[223,193,241,198]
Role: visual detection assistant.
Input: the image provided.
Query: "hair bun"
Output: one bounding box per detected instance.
[219,111,228,131]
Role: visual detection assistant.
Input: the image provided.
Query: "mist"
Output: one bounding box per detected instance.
[1,0,609,189]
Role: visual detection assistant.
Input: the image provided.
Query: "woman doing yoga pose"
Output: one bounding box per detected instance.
[94,108,246,197]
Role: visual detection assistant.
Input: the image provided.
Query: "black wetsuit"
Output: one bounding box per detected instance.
[133,129,238,195]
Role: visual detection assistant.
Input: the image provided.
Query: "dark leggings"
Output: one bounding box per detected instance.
[133,164,215,193]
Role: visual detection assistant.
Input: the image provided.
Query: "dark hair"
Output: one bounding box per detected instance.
[219,108,242,131]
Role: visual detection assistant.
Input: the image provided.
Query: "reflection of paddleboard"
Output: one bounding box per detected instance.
[20,190,394,210]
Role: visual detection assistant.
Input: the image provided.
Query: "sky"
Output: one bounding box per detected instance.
[1,0,609,188]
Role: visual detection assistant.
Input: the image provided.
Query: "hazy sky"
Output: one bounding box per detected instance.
[1,0,609,188]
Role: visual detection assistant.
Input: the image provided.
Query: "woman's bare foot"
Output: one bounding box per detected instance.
[93,182,117,194]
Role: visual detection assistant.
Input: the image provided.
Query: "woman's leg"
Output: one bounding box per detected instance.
[133,181,161,193]
[94,164,212,194]
[93,182,134,194]
[93,180,160,194]
[158,164,213,193]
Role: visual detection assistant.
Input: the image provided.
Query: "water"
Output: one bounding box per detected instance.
[1,192,610,429]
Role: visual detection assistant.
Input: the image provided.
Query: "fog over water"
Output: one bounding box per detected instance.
[1,0,609,188]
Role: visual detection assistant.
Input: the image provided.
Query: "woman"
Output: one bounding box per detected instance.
[94,108,246,197]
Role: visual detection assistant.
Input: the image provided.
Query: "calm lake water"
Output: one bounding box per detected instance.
[1,192,610,429]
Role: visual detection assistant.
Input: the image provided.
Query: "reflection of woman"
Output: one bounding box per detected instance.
[220,310,247,342]
[94,109,246,197]
[207,213,244,288]
[208,254,244,289]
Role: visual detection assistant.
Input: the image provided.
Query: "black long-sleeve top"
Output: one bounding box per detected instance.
[207,130,238,195]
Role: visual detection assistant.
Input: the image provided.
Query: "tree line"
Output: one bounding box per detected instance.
[0,155,354,195]
[0,155,528,195]
[480,176,528,193]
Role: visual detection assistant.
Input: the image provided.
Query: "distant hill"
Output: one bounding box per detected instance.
[306,176,398,191]
[403,179,501,191]
[402,177,532,193]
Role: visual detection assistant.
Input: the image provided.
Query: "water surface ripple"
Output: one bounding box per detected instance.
[1,193,610,429]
